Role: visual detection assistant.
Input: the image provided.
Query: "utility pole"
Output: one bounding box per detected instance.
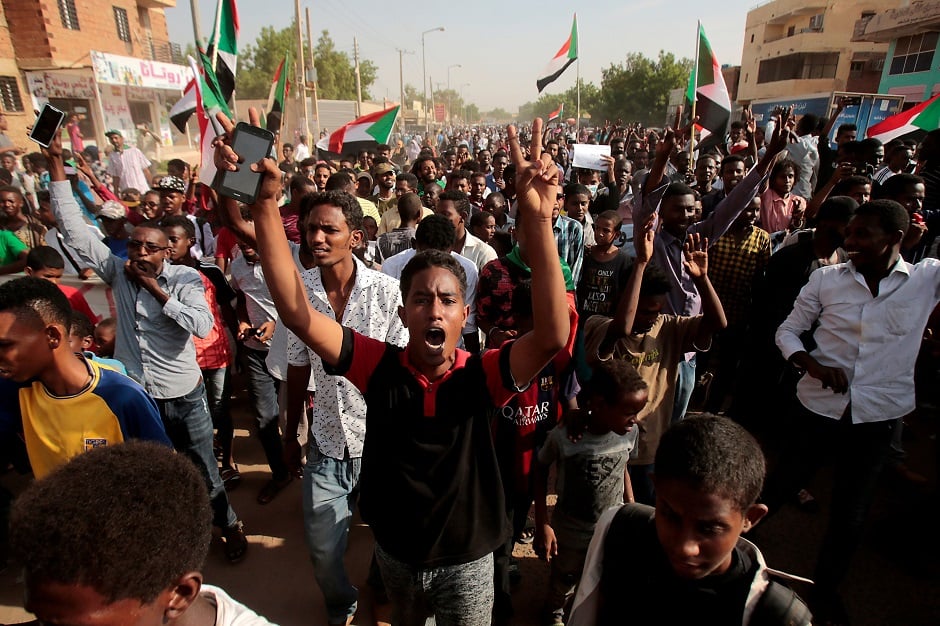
[294,0,309,145]
[397,48,410,134]
[305,7,320,140]
[353,37,362,117]
[189,0,204,49]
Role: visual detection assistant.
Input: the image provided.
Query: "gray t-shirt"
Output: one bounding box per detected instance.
[539,423,638,547]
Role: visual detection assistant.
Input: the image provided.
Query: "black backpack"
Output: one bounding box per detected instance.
[603,504,812,626]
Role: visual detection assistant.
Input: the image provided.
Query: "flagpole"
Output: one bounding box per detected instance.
[688,20,700,159]
[575,14,580,137]
[210,0,223,72]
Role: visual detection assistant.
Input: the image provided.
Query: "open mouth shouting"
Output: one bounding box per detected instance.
[425,327,446,354]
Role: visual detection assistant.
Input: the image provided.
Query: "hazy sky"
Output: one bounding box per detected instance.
[165,0,753,112]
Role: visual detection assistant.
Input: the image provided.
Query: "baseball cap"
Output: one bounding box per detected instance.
[105,129,122,138]
[155,176,186,193]
[97,200,126,220]
[374,163,395,176]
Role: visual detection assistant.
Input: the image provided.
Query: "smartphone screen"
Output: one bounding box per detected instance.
[29,104,65,148]
[218,124,274,203]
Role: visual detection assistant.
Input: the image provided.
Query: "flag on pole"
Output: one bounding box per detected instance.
[537,15,578,93]
[316,105,400,156]
[206,0,239,105]
[867,92,940,143]
[265,54,290,134]
[685,23,731,146]
[188,55,232,185]
[169,79,197,133]
[548,103,564,122]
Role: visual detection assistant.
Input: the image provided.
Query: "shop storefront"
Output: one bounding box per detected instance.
[26,51,191,159]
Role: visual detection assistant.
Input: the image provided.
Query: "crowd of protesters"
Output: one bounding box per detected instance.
[0,95,936,626]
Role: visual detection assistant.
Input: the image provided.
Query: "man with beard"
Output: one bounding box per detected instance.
[370,162,398,216]
[412,155,444,196]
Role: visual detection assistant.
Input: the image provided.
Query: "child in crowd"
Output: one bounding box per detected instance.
[576,209,633,319]
[535,359,649,625]
[24,246,97,323]
[760,159,806,234]
[9,441,276,626]
[94,317,118,358]
[568,414,812,626]
[68,311,127,375]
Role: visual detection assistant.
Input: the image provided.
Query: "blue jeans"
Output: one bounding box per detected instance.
[202,367,232,466]
[376,543,494,626]
[241,347,287,480]
[302,442,361,624]
[157,381,238,529]
[672,355,696,424]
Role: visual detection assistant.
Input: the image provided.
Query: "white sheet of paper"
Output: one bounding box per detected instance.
[571,144,611,171]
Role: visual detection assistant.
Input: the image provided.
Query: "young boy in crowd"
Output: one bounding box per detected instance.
[567,414,812,625]
[760,159,806,234]
[94,317,118,358]
[576,209,633,319]
[535,359,649,625]
[68,310,127,374]
[0,277,170,478]
[583,219,727,504]
[9,441,276,626]
[215,110,569,625]
[24,246,97,323]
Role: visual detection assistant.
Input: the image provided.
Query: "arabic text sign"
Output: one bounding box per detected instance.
[90,50,190,91]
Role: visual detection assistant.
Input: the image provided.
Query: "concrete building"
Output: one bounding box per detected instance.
[738,0,896,105]
[0,0,183,155]
[853,0,940,106]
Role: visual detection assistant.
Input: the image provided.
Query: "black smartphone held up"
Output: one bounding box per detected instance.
[29,104,66,148]
[215,122,275,204]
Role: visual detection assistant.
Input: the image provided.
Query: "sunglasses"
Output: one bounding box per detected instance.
[128,239,170,253]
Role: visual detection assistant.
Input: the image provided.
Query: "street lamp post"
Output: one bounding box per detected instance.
[422,26,445,137]
[447,64,461,124]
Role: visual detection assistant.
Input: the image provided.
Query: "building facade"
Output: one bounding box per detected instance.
[853,1,940,106]
[738,0,896,105]
[0,0,183,156]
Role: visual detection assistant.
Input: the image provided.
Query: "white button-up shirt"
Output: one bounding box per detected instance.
[287,257,408,459]
[776,257,940,423]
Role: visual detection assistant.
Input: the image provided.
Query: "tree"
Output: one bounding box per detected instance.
[236,25,301,99]
[313,30,377,100]
[402,84,422,108]
[517,80,601,123]
[596,51,692,125]
[484,107,513,123]
[235,27,377,101]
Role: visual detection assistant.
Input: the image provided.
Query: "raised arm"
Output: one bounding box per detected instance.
[42,129,118,283]
[506,119,569,385]
[218,195,258,249]
[215,109,345,367]
[599,216,653,360]
[693,107,792,243]
[683,233,727,346]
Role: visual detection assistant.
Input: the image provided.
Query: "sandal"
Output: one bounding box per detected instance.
[256,476,292,505]
[220,465,241,491]
[223,521,248,564]
[516,526,536,544]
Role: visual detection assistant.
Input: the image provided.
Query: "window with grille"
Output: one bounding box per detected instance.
[0,77,24,113]
[889,32,938,75]
[757,53,839,83]
[58,0,80,30]
[114,7,131,43]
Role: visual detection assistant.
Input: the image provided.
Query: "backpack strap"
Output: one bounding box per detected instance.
[750,579,813,626]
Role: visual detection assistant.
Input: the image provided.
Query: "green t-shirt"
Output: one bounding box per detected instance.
[0,230,27,265]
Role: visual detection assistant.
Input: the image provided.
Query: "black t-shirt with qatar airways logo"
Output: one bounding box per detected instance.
[326,326,525,568]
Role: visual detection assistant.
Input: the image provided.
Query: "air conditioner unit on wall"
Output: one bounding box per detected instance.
[809,14,824,30]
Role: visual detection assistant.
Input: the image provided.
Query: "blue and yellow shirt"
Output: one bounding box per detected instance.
[19,357,171,478]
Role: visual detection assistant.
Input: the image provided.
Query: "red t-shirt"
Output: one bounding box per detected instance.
[214,227,239,261]
[58,284,98,324]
